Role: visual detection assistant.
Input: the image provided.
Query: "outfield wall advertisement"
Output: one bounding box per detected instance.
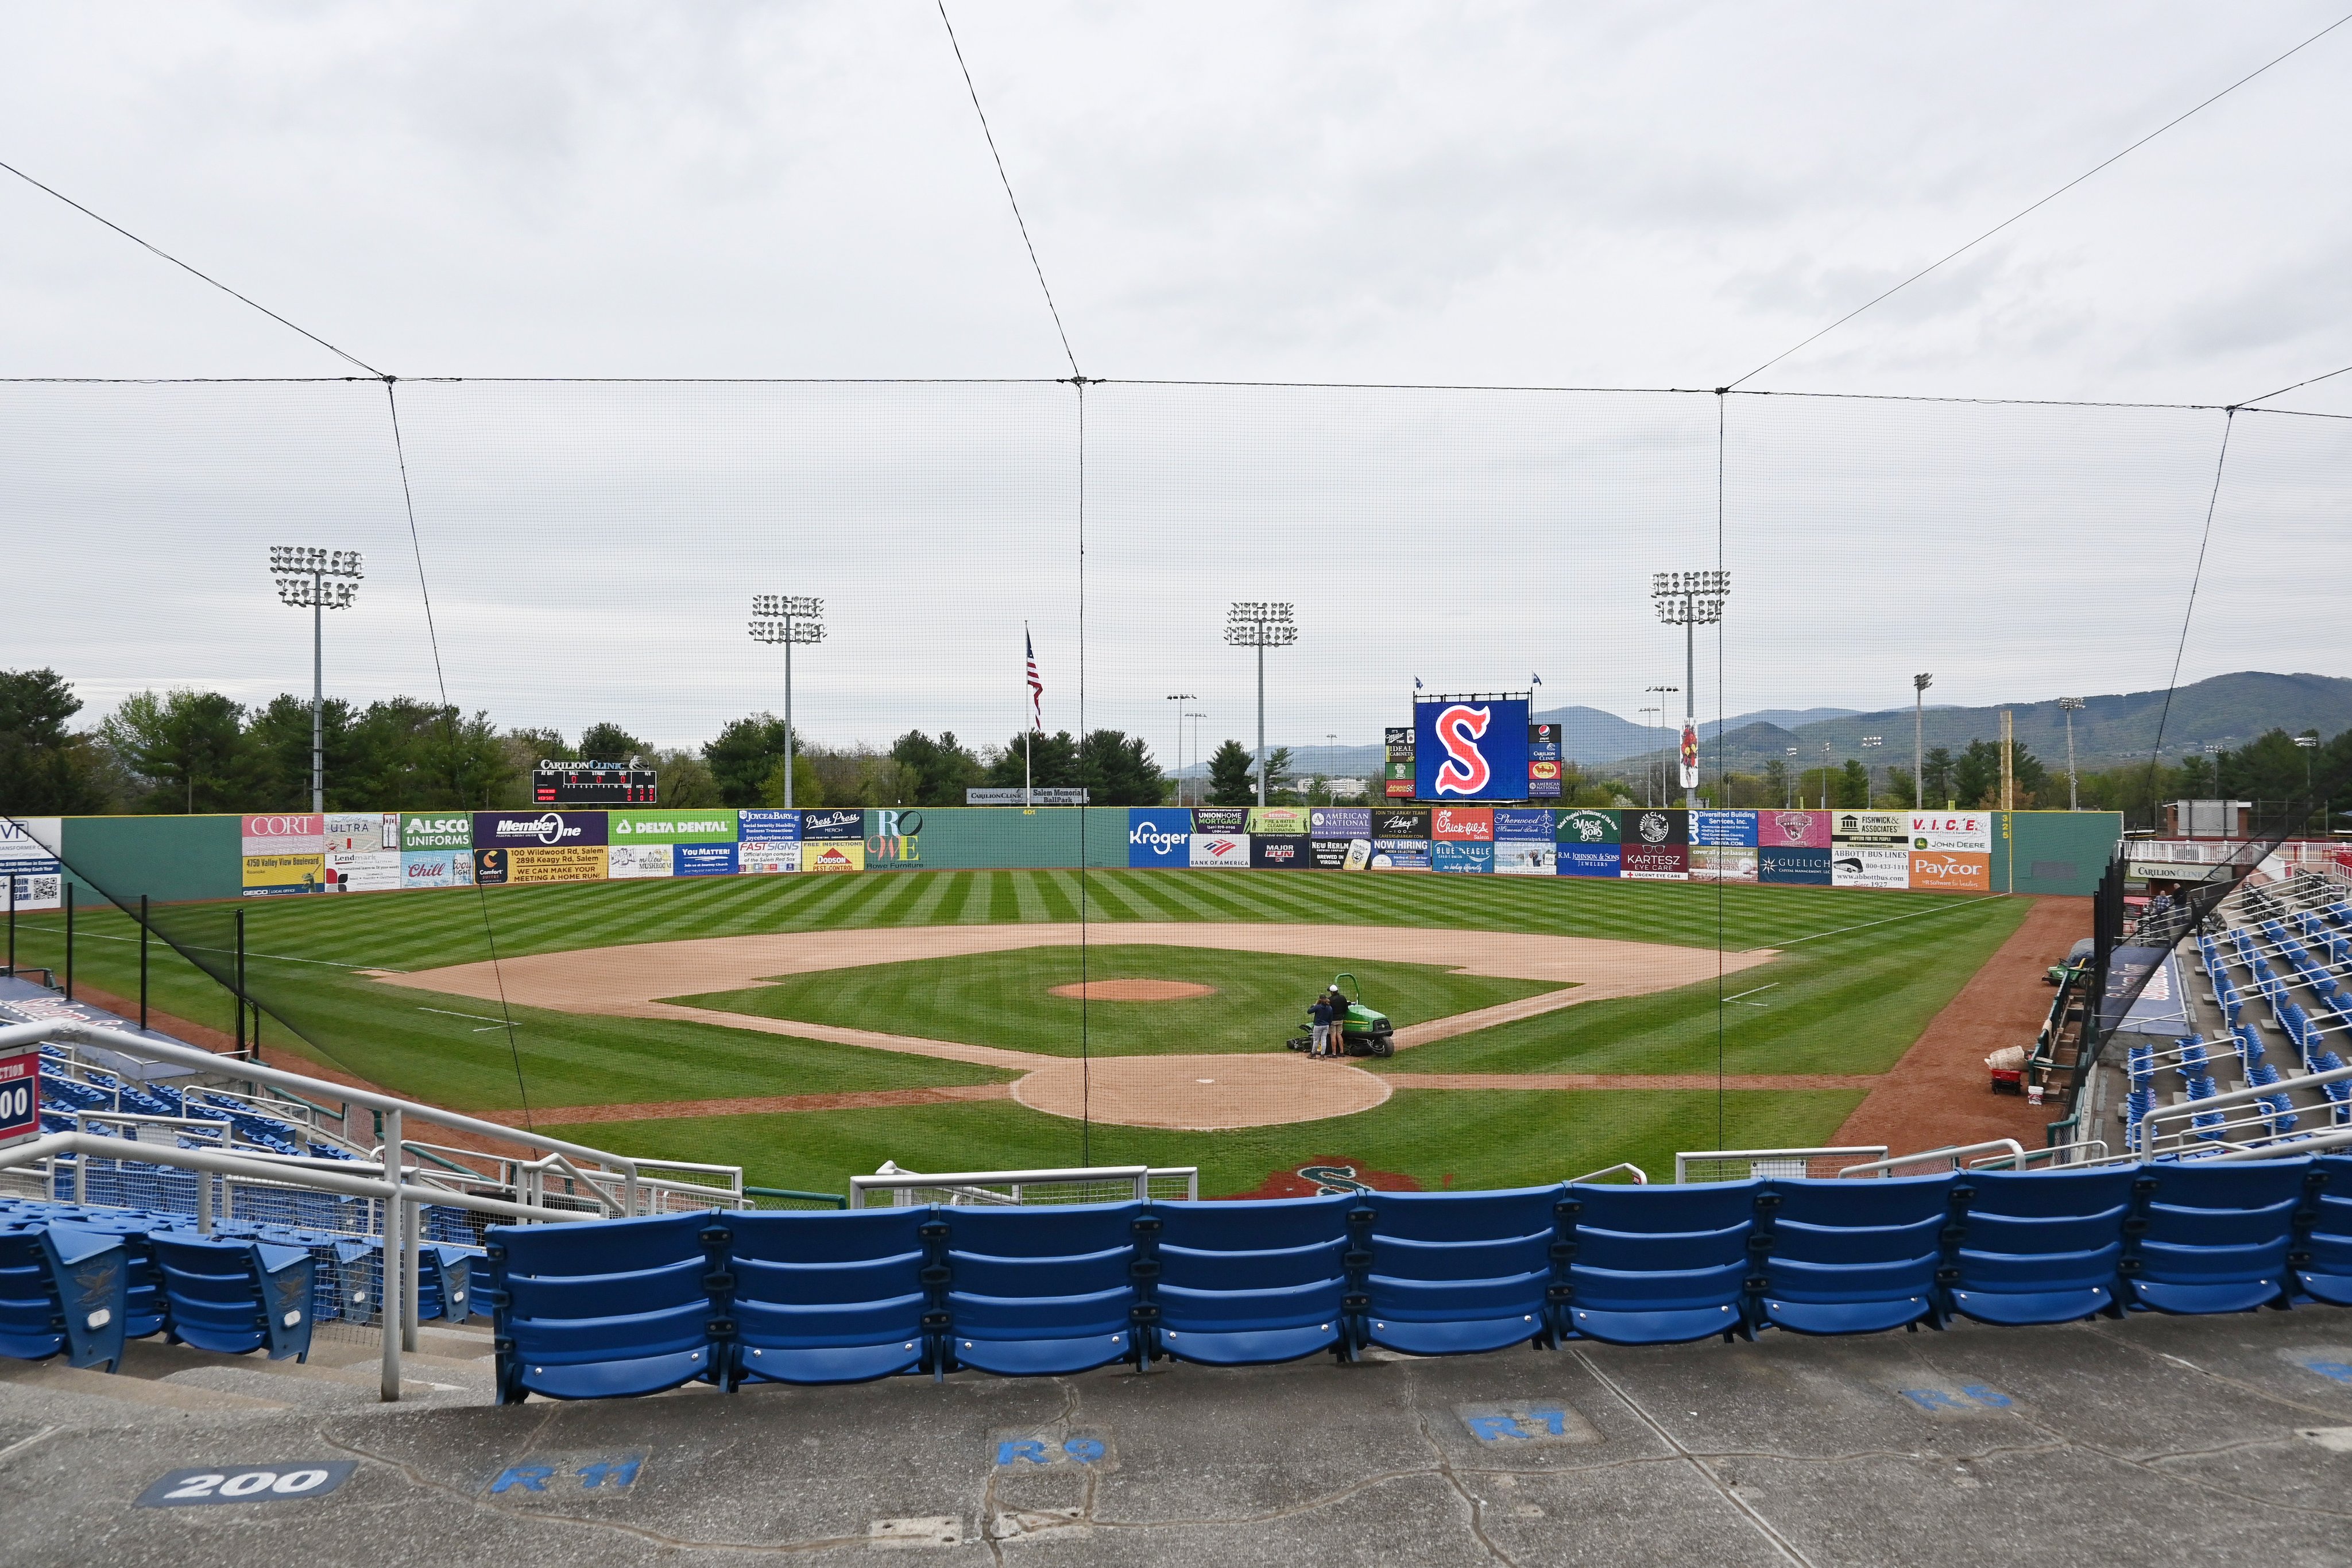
[26,804,2120,904]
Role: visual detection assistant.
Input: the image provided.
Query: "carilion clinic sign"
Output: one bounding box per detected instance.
[1414,697,1530,803]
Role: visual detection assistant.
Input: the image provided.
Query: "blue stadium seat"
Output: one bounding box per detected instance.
[939,1203,1141,1376]
[1558,1181,1759,1345]
[1755,1174,1955,1335]
[1359,1187,1558,1356]
[487,1212,722,1402]
[1151,1194,1352,1366]
[0,1222,129,1372]
[728,1208,930,1387]
[2295,1155,2352,1306]
[61,1212,170,1338]
[1948,1167,2136,1325]
[150,1233,315,1360]
[2126,1160,2308,1314]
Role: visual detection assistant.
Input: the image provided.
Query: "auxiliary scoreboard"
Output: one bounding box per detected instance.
[532,762,658,805]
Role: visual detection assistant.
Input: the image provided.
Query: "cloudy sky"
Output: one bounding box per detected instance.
[3,2,2347,760]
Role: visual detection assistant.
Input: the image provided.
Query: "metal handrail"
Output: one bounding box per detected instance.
[1836,1140,2025,1178]
[2,1020,670,1180]
[1674,1145,1887,1182]
[1568,1162,1648,1184]
[2134,1057,2352,1152]
[848,1163,1200,1209]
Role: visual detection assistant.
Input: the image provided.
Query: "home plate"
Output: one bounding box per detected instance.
[1011,1053,1391,1130]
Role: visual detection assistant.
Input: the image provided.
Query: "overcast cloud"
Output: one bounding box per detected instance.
[3,2,2347,760]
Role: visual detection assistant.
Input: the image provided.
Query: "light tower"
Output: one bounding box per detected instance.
[1225,602,1296,807]
[1651,571,1730,810]
[269,545,363,814]
[748,595,825,810]
[1860,735,1883,806]
[2057,697,2085,811]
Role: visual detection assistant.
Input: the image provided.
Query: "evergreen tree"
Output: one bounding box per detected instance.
[0,668,112,814]
[577,722,647,761]
[1078,729,1166,806]
[705,714,791,807]
[891,730,983,804]
[1206,740,1255,806]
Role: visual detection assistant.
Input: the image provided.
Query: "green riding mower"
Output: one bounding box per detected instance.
[1284,971,1395,1059]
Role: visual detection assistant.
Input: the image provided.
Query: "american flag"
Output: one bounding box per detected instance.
[1026,628,1043,731]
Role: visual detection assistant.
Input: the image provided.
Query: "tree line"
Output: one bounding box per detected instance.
[7,668,2341,827]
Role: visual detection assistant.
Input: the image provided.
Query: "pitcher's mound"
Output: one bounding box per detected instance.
[1012,1052,1391,1129]
[1048,979,1216,1001]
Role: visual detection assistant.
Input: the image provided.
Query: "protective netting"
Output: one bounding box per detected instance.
[4,377,2347,1199]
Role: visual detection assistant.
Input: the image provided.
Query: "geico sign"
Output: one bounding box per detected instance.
[245,816,319,836]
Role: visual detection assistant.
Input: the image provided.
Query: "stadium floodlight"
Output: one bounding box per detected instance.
[2057,696,2085,811]
[1913,673,1933,808]
[2296,732,2322,830]
[1165,694,1196,807]
[1225,602,1297,806]
[1821,741,1833,811]
[1785,746,1800,810]
[269,545,364,814]
[748,595,826,810]
[1183,710,1208,807]
[1652,571,1730,810]
[1860,735,1883,806]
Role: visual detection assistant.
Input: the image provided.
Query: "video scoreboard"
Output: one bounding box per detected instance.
[532,763,658,805]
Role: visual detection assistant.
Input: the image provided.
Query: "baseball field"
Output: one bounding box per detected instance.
[7,866,2041,1195]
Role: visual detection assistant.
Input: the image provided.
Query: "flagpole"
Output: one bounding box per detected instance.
[1024,622,1034,807]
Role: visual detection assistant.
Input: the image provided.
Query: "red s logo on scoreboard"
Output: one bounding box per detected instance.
[1433,704,1493,796]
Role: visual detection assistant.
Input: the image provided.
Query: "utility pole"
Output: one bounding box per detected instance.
[2059,696,2084,811]
[1166,694,1196,806]
[1643,686,1677,809]
[270,546,363,814]
[2000,710,2015,812]
[749,595,826,810]
[1651,571,1730,811]
[1225,603,1296,807]
[1912,673,1932,810]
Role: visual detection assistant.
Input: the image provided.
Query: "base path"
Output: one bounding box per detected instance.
[1833,896,2077,1153]
[378,922,1776,1130]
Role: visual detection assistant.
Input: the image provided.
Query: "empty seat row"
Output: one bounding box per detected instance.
[485,1159,2352,1404]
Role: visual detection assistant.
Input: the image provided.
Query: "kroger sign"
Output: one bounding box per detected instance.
[1127,809,1194,868]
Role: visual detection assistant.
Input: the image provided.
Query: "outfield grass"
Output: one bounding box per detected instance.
[5,868,2047,1187]
[539,1086,1869,1198]
[676,944,1556,1058]
[1374,895,2027,1078]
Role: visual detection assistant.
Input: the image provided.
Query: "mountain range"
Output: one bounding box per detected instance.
[1178,673,2349,780]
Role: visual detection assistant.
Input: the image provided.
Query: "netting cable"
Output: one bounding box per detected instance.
[1076,376,1090,1163]
[1724,9,2352,389]
[935,0,1083,379]
[0,158,384,377]
[1715,389,1727,1147]
[383,378,536,1134]
[2141,407,2238,811]
[2238,361,2352,408]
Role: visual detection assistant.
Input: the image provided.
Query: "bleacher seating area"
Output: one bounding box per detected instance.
[467,1158,2352,1405]
[0,1194,488,1374]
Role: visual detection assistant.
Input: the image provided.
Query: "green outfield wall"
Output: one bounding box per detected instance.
[20,804,2124,905]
